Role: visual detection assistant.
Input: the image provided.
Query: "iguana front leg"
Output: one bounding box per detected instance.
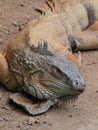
[0,53,18,91]
[73,21,98,50]
[73,30,98,51]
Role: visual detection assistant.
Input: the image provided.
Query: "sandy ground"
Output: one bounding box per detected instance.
[0,0,98,130]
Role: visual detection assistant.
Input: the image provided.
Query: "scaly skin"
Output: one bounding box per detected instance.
[0,0,98,115]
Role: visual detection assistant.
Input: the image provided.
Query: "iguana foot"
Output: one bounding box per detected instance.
[0,53,18,90]
[9,93,58,115]
[35,0,59,17]
[66,50,82,68]
[73,30,98,50]
[45,0,59,13]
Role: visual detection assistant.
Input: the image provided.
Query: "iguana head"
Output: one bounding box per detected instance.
[36,56,85,100]
[19,42,85,101]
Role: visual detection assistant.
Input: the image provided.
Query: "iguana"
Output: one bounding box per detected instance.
[0,0,98,115]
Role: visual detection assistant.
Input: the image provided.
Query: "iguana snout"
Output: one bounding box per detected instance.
[71,74,85,92]
[47,56,86,97]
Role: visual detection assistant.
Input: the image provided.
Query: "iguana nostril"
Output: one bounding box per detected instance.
[76,81,79,85]
[80,78,86,88]
[72,79,86,91]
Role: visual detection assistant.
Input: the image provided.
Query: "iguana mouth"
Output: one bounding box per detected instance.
[77,89,84,93]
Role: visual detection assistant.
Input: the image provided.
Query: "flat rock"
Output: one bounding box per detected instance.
[27,117,35,125]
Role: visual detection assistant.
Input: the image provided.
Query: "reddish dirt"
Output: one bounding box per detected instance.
[0,0,98,130]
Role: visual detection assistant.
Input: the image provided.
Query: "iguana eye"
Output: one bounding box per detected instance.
[76,81,79,85]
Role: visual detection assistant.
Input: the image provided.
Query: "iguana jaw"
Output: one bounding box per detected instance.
[40,77,85,98]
